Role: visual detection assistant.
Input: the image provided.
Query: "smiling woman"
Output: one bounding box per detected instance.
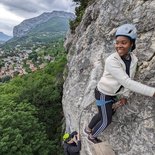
[84,23,155,144]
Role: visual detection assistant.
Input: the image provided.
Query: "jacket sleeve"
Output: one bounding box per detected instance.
[106,57,155,97]
[68,141,81,153]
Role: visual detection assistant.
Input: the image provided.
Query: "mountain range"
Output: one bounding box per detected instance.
[0,32,12,42]
[13,11,75,38]
[1,11,75,49]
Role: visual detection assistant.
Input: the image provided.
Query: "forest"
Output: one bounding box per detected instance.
[0,41,66,155]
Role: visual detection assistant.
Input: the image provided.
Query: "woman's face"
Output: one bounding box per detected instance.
[114,36,133,56]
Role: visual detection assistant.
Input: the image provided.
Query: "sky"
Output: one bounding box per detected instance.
[0,0,76,36]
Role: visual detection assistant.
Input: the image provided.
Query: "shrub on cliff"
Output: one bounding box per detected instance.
[70,0,94,33]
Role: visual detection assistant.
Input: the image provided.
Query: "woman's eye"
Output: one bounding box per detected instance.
[114,41,118,44]
[115,41,127,45]
[122,42,127,45]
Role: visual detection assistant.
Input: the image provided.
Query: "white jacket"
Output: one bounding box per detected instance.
[97,52,155,97]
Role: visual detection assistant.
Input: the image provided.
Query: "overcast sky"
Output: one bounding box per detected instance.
[0,0,76,36]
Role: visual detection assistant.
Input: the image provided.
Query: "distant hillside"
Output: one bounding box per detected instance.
[13,11,75,38]
[1,11,75,50]
[0,32,12,42]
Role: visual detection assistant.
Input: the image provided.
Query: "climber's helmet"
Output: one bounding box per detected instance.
[63,133,72,142]
[115,24,137,51]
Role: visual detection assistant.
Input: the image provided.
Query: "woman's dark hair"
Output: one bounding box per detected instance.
[131,39,136,51]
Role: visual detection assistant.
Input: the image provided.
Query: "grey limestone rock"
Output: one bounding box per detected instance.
[62,0,155,154]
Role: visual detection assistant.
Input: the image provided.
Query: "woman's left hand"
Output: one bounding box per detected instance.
[119,98,127,105]
[112,98,127,110]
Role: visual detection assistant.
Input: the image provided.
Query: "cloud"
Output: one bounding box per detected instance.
[0,0,75,18]
[0,22,15,36]
[0,0,75,36]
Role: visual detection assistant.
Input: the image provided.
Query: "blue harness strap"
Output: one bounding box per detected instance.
[96,99,113,106]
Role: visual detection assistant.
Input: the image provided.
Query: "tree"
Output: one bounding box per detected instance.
[28,51,38,62]
[0,60,4,68]
[0,95,53,155]
[1,75,12,83]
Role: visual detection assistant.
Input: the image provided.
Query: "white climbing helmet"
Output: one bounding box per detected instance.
[115,24,137,40]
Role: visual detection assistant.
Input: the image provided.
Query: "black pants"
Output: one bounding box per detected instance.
[88,87,116,138]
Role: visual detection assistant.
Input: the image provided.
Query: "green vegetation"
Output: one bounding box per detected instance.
[0,60,4,68]
[30,17,69,33]
[37,39,65,58]
[70,0,94,33]
[0,42,67,154]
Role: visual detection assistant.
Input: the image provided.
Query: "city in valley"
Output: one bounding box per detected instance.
[0,45,54,82]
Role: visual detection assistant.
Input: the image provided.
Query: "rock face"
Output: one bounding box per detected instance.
[13,11,75,37]
[62,0,155,155]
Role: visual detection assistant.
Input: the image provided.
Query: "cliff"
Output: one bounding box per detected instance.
[62,0,155,155]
